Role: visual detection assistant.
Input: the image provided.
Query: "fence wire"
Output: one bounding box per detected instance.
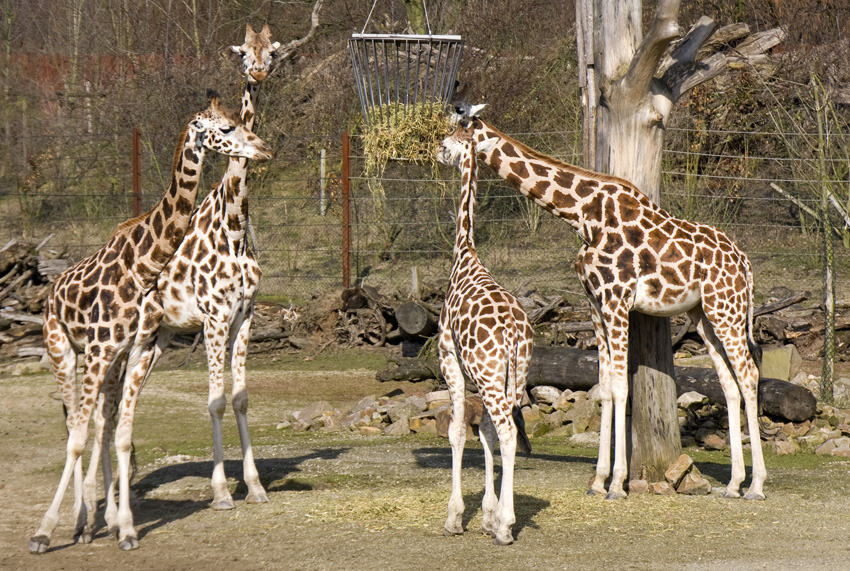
[1,128,849,304]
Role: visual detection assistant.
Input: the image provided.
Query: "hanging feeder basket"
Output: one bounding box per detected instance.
[349,2,464,128]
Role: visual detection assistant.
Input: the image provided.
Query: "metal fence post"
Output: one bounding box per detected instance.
[342,132,351,288]
[132,126,142,217]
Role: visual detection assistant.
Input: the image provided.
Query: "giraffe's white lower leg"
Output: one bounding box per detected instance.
[606,374,629,500]
[491,418,517,546]
[743,390,767,500]
[231,315,268,504]
[478,413,498,536]
[444,394,467,536]
[30,428,87,553]
[206,325,236,510]
[590,388,613,496]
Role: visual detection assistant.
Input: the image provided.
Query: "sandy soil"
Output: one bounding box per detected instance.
[3,357,850,571]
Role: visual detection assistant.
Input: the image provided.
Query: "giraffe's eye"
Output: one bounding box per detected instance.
[220,126,235,134]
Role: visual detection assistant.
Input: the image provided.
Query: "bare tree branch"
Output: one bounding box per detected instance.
[623,0,682,97]
[275,0,324,62]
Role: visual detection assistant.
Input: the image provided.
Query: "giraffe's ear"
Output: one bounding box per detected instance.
[260,23,272,40]
[245,23,256,41]
[272,41,281,51]
[230,44,243,55]
[476,137,498,156]
[468,103,487,118]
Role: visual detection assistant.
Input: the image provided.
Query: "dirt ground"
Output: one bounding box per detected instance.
[3,350,850,571]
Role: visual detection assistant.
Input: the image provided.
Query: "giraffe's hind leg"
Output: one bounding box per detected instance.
[478,412,499,537]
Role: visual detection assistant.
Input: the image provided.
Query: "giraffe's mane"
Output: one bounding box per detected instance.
[112,123,193,236]
[479,119,649,197]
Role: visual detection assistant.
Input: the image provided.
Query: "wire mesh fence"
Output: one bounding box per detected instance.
[1,125,848,304]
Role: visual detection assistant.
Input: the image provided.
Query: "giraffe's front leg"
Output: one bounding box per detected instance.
[205,319,236,510]
[440,339,467,536]
[586,299,613,497]
[604,305,631,501]
[230,307,268,504]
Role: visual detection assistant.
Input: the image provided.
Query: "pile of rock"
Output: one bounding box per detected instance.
[278,381,850,459]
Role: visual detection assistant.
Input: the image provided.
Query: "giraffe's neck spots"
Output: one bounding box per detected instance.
[475,121,661,245]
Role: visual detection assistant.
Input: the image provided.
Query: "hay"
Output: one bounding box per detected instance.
[360,102,454,178]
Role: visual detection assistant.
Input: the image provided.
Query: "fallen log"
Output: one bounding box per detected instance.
[395,301,438,340]
[375,345,817,422]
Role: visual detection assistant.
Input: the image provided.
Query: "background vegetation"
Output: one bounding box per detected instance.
[1,0,849,302]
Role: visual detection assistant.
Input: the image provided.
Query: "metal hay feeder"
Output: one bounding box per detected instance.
[349,1,464,128]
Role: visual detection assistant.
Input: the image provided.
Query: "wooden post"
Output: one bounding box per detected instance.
[319,148,327,216]
[132,126,142,217]
[341,132,351,288]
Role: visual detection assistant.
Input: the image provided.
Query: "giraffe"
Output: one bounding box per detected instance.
[29,95,274,554]
[445,103,766,502]
[436,108,534,546]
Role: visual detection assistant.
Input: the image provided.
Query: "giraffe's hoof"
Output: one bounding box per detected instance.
[585,487,605,497]
[604,490,627,501]
[28,535,50,554]
[210,496,236,511]
[744,490,766,501]
[107,525,119,539]
[443,525,464,537]
[492,532,514,546]
[245,491,270,504]
[74,527,93,544]
[720,489,741,499]
[118,535,139,551]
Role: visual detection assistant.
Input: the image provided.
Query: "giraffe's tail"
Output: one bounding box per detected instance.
[512,405,532,456]
[507,332,531,456]
[745,260,762,372]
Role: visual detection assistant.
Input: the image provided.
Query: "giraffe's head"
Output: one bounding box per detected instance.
[231,23,281,84]
[188,95,275,161]
[438,103,496,169]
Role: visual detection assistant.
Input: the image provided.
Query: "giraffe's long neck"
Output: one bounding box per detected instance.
[474,119,660,245]
[219,80,262,244]
[130,127,207,289]
[452,145,478,269]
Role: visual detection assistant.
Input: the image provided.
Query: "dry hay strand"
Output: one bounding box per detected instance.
[360,102,454,194]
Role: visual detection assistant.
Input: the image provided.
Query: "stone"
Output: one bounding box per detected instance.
[351,395,378,414]
[572,416,589,434]
[387,401,416,424]
[701,433,726,451]
[531,385,562,405]
[563,397,598,424]
[677,391,709,410]
[664,454,694,488]
[425,390,451,408]
[522,404,543,424]
[410,417,437,434]
[815,439,837,456]
[586,384,602,402]
[759,344,803,382]
[543,409,567,427]
[384,420,411,436]
[648,481,676,495]
[298,400,332,422]
[275,421,292,430]
[568,431,599,448]
[771,439,799,455]
[676,472,711,495]
[553,391,574,412]
[407,395,427,413]
[358,426,382,436]
[831,448,850,458]
[628,479,649,494]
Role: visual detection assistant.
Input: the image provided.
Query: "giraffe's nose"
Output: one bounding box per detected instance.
[250,69,268,82]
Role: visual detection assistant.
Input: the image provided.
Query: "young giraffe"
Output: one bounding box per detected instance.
[30,96,273,554]
[446,104,765,502]
[436,107,534,546]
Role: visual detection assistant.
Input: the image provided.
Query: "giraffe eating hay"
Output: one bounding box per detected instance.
[30,95,273,554]
[445,102,766,501]
[436,108,534,546]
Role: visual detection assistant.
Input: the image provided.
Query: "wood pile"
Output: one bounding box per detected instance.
[0,237,72,360]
